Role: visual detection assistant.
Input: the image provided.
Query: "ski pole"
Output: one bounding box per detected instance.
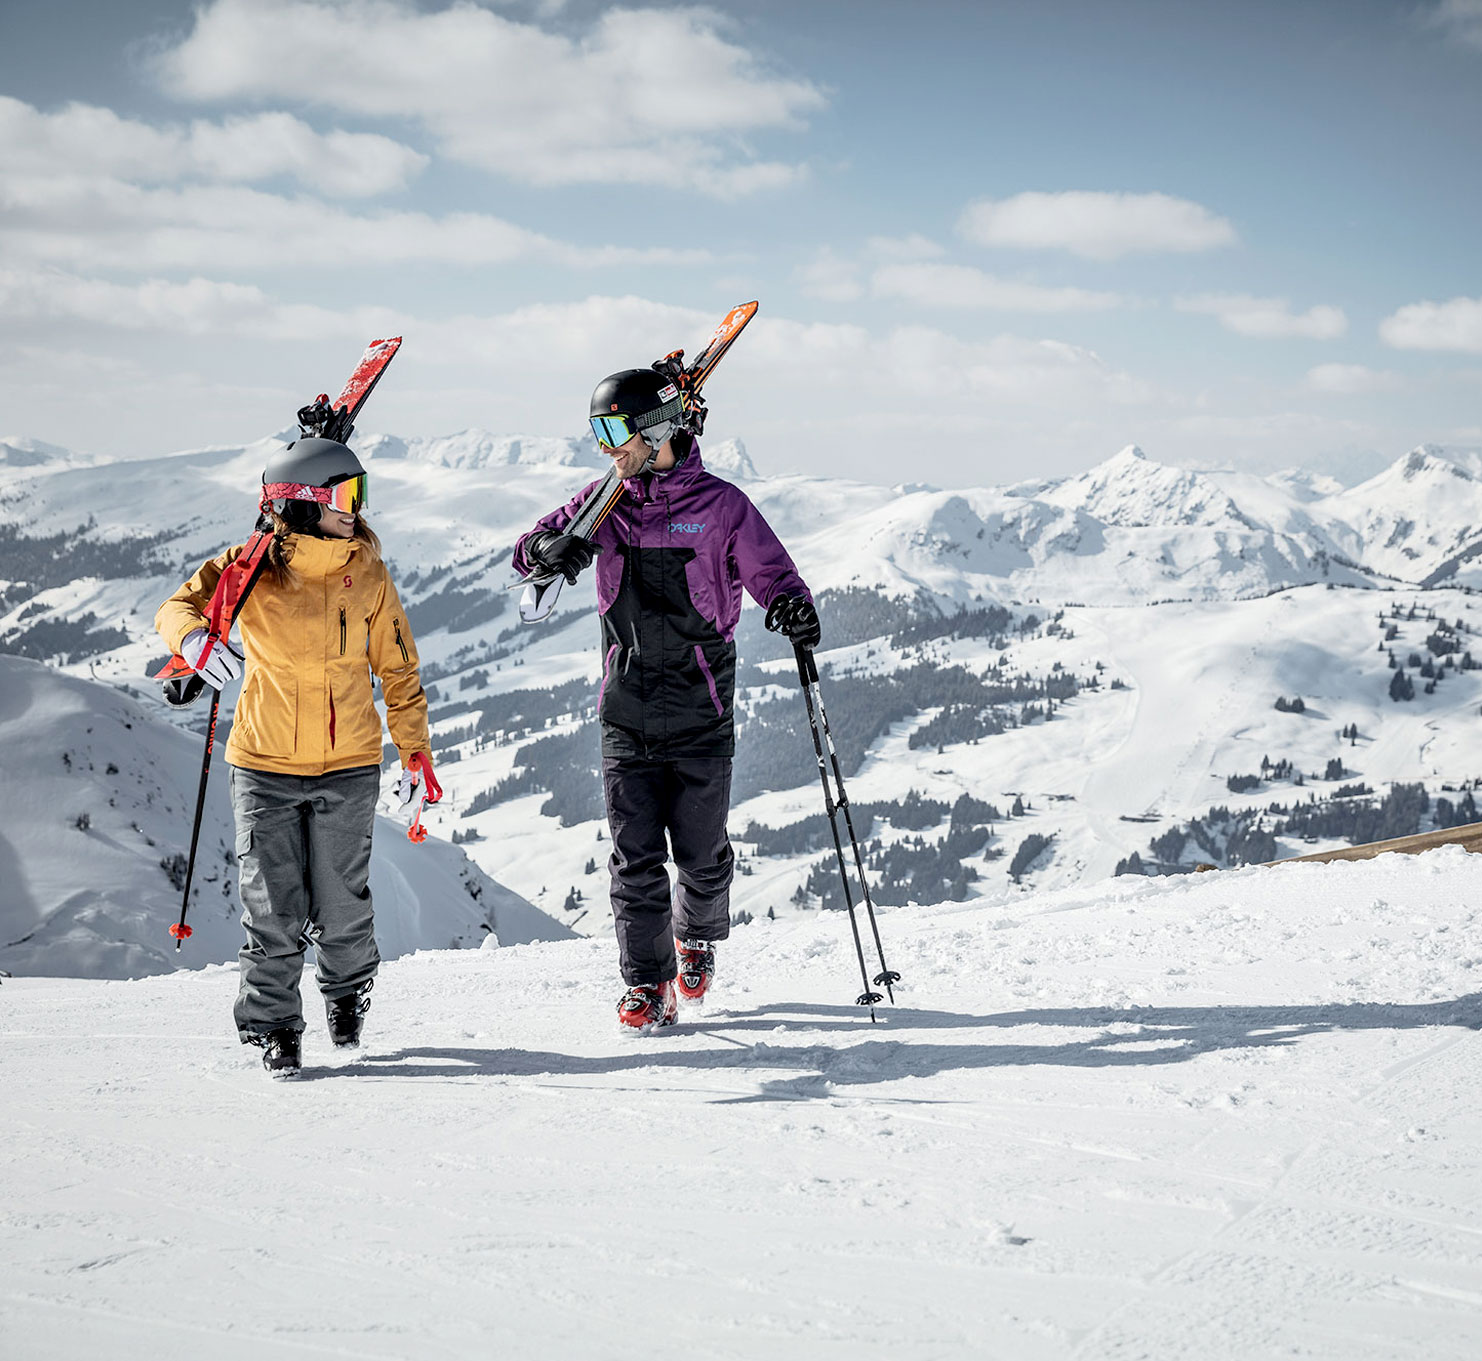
[794,643,887,1019]
[170,688,220,949]
[796,643,900,1004]
[156,534,272,948]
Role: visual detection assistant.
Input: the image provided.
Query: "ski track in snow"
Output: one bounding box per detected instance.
[6,852,1482,1359]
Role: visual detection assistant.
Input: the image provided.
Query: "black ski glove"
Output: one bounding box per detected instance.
[528,531,600,585]
[765,595,821,649]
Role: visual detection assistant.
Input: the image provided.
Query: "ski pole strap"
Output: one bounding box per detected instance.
[411,752,442,804]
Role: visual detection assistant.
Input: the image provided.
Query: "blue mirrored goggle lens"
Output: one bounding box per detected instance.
[591,414,638,449]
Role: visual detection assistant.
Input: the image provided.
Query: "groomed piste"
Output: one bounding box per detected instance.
[5,847,1482,1359]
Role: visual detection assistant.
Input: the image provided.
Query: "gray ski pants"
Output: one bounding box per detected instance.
[229,763,381,1041]
[602,755,734,985]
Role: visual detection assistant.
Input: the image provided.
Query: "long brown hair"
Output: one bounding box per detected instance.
[262,509,382,586]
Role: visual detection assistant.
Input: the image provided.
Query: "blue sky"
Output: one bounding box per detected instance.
[2,0,1480,486]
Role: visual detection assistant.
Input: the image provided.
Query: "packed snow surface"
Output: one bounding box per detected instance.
[5,849,1482,1359]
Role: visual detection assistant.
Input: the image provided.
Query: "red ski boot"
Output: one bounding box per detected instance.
[617,980,678,1030]
[675,938,715,1001]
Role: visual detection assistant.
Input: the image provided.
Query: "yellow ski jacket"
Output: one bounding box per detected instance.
[156,534,430,777]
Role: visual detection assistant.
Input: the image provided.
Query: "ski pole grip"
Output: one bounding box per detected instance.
[794,641,818,686]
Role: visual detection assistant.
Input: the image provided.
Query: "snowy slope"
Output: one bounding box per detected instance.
[7,431,1482,968]
[3,850,1482,1359]
[0,656,566,979]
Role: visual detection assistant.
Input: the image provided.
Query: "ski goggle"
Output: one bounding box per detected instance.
[590,395,685,450]
[262,473,368,515]
[590,413,641,449]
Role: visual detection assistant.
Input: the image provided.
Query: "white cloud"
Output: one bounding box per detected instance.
[0,95,426,197]
[0,278,1162,480]
[794,239,1121,313]
[871,262,1123,313]
[1380,296,1482,353]
[0,274,1148,407]
[0,176,710,273]
[152,0,825,197]
[1176,293,1347,340]
[1427,0,1482,50]
[794,248,863,302]
[1305,363,1402,395]
[957,191,1236,260]
[0,267,393,338]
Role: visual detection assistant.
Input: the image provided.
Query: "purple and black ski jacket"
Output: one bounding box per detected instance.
[513,439,811,759]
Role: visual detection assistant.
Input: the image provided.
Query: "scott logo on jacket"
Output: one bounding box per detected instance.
[669,522,706,534]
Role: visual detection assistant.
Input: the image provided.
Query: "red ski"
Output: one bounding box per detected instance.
[295,335,403,444]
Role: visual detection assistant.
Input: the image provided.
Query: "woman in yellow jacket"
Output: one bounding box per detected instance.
[156,437,436,1077]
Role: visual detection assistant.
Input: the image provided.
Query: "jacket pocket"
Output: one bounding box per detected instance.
[233,669,297,758]
[339,606,347,655]
[694,644,724,718]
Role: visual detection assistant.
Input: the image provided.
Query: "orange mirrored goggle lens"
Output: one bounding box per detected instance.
[325,474,367,514]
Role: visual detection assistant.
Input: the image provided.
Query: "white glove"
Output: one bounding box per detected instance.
[394,765,422,812]
[181,627,243,689]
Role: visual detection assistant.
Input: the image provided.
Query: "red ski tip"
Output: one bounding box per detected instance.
[169,922,193,940]
[152,654,196,680]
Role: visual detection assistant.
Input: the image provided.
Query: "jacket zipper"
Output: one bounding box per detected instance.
[393,618,409,664]
[339,606,346,655]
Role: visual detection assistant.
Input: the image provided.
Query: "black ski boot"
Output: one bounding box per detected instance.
[254,1028,301,1079]
[326,979,373,1049]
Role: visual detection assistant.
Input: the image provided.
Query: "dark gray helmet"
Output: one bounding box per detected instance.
[262,437,365,498]
[260,437,368,532]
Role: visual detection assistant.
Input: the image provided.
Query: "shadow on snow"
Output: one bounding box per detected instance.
[333,994,1482,1100]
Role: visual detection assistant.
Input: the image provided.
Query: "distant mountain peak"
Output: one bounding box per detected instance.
[1,436,79,467]
[703,438,758,480]
[1047,443,1252,531]
[399,430,605,470]
[1402,445,1472,481]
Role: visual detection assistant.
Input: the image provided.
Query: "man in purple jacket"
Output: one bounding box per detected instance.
[513,366,820,1030]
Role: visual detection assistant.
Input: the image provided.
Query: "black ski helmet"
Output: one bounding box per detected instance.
[589,369,685,451]
[261,437,367,530]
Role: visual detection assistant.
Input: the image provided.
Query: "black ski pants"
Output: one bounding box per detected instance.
[602,755,734,985]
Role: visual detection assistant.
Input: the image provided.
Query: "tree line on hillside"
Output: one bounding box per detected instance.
[733,658,1087,803]
[1116,780,1479,875]
[791,792,1005,908]
[0,520,175,664]
[453,597,1087,828]
[1377,608,1481,703]
[908,664,1085,750]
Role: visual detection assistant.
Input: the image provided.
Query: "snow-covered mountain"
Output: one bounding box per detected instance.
[1322,446,1482,587]
[0,655,570,980]
[5,429,1482,979]
[1,435,92,469]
